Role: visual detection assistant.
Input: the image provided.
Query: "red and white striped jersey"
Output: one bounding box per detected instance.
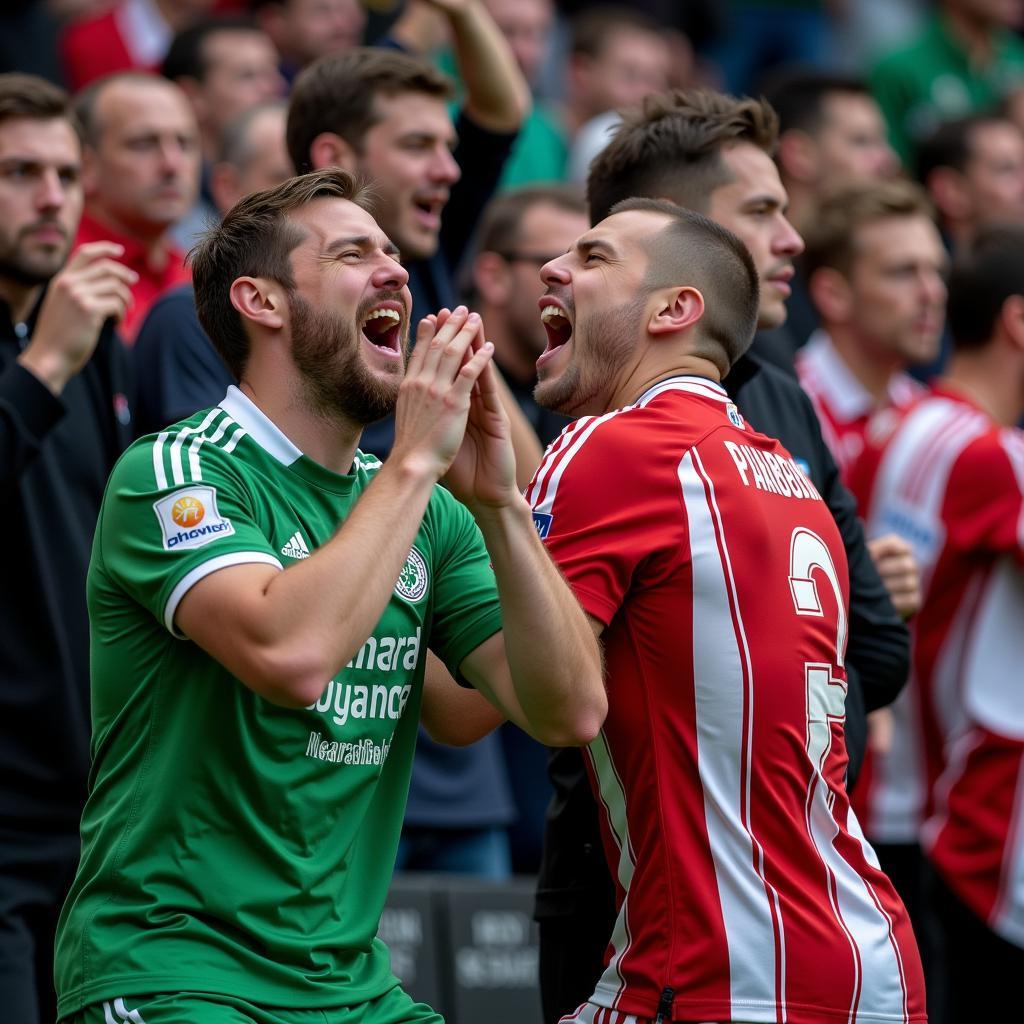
[527,376,926,1024]
[846,388,991,845]
[856,386,1024,948]
[796,330,923,483]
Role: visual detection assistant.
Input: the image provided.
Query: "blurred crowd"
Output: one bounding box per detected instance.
[2,1,1024,1022]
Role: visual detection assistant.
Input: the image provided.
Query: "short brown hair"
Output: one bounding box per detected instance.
[947,226,1024,352]
[802,179,935,280]
[476,184,586,257]
[570,5,662,58]
[608,197,760,373]
[587,88,778,224]
[0,72,81,140]
[287,48,454,175]
[190,168,375,378]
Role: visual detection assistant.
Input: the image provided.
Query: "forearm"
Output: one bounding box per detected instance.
[241,459,438,701]
[447,1,530,132]
[473,497,605,744]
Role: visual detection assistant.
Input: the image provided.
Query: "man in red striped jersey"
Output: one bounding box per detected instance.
[848,226,1024,1020]
[529,197,926,1024]
[795,179,947,483]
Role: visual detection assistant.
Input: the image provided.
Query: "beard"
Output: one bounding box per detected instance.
[289,291,407,427]
[0,221,71,288]
[534,294,645,416]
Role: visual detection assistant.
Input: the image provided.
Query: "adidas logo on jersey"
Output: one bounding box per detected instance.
[281,531,311,559]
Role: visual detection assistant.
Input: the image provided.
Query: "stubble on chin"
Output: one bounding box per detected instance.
[290,294,403,426]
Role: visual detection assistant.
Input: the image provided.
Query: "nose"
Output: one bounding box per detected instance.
[35,167,66,212]
[371,253,409,290]
[774,214,804,258]
[540,254,570,287]
[430,146,461,186]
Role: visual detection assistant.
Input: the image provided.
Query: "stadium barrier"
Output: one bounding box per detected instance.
[381,874,543,1024]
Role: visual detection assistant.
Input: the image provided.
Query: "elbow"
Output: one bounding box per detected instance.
[534,684,607,748]
[240,645,333,709]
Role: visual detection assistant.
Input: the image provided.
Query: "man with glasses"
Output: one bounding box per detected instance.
[469,185,589,449]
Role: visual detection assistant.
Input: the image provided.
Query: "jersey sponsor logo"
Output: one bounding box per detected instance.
[281,531,311,560]
[306,627,422,725]
[532,511,553,539]
[395,546,429,603]
[172,495,205,527]
[726,402,744,429]
[153,485,235,551]
[724,440,822,501]
[309,680,413,727]
[306,732,393,766]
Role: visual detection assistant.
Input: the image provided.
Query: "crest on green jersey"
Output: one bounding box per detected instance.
[395,546,428,603]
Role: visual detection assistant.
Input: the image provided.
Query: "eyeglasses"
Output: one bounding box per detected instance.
[497,251,564,266]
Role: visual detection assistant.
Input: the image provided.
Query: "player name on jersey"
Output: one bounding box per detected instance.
[724,441,822,500]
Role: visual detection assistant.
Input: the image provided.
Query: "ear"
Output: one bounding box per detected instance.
[472,250,513,307]
[999,293,1024,351]
[808,266,854,325]
[777,129,819,185]
[926,167,971,223]
[647,286,704,337]
[309,131,358,173]
[229,276,287,332]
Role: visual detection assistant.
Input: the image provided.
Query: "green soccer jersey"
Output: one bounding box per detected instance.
[54,387,503,1017]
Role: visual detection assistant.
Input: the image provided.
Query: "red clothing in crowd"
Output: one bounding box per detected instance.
[74,210,190,345]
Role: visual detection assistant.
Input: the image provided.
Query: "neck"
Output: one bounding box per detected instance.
[605,353,722,412]
[86,206,171,266]
[825,325,901,407]
[238,370,363,476]
[0,277,43,326]
[944,349,1024,426]
[943,4,995,65]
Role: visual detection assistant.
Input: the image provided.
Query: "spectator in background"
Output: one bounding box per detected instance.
[59,0,218,91]
[871,0,1024,166]
[759,69,901,363]
[850,226,1024,1020]
[466,183,586,873]
[564,6,673,182]
[133,99,292,436]
[469,184,585,448]
[768,71,900,235]
[72,71,200,343]
[482,0,567,187]
[0,71,135,1024]
[254,0,365,82]
[797,179,947,482]
[286,17,537,879]
[917,111,1024,254]
[162,15,285,249]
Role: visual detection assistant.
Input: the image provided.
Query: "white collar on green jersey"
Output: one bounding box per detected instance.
[219,385,302,467]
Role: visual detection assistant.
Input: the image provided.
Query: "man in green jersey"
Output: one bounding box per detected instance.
[54,167,605,1024]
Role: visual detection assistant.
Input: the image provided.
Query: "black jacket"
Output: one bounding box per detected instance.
[0,296,133,829]
[534,351,910,920]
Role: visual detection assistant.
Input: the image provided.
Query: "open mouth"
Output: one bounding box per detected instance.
[540,305,573,354]
[413,197,445,229]
[360,306,403,354]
